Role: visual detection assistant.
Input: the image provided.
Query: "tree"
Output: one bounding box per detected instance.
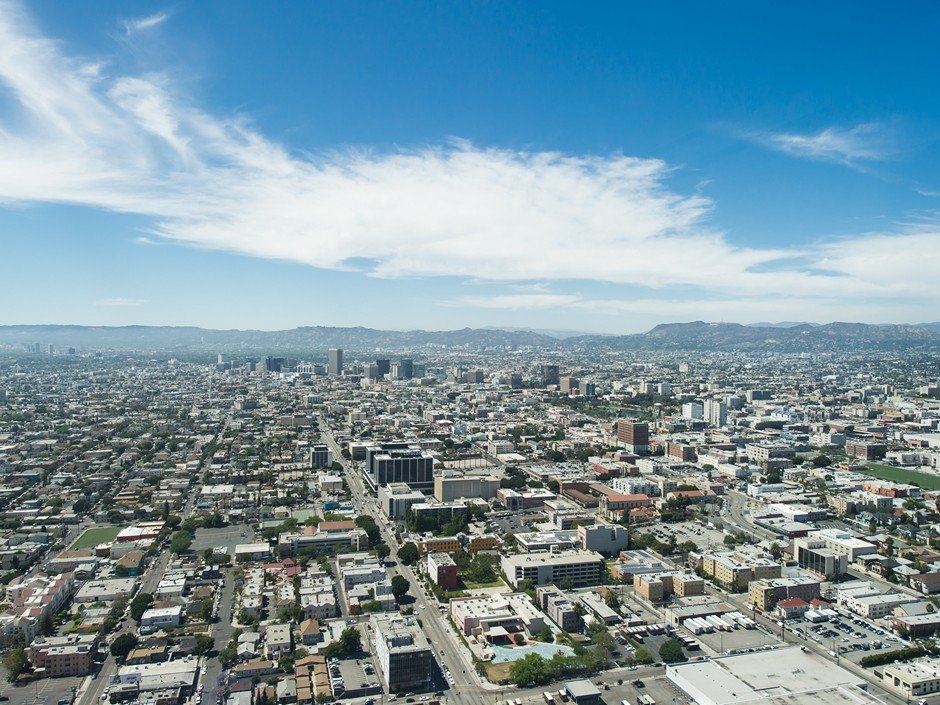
[397,542,419,565]
[199,598,214,623]
[391,575,410,602]
[170,530,192,554]
[508,653,549,686]
[375,544,390,560]
[130,592,154,621]
[110,633,139,661]
[603,590,621,609]
[2,647,27,682]
[341,626,361,653]
[194,634,215,655]
[813,454,832,468]
[632,646,654,665]
[355,516,381,546]
[658,638,685,663]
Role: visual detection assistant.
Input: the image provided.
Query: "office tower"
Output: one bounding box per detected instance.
[217,353,224,365]
[615,420,649,455]
[682,402,704,420]
[397,358,414,379]
[375,359,391,377]
[559,376,579,394]
[539,364,560,387]
[328,348,344,376]
[264,356,284,373]
[364,442,435,491]
[509,373,524,389]
[579,381,596,397]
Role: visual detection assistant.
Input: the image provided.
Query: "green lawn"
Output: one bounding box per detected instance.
[70,525,121,549]
[463,577,504,589]
[858,463,940,491]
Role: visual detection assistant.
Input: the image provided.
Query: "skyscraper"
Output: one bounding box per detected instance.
[328,348,344,376]
[539,364,560,387]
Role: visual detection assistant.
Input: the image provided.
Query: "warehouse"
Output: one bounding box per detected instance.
[667,647,868,705]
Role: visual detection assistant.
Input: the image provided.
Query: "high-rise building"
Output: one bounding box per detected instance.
[539,364,560,387]
[264,356,285,373]
[559,376,579,394]
[328,348,344,376]
[309,444,333,469]
[704,399,728,427]
[375,359,391,377]
[364,442,435,490]
[615,420,649,455]
[397,358,414,379]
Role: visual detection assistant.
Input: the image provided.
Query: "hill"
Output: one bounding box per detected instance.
[1,321,937,354]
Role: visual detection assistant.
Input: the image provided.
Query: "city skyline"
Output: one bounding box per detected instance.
[1,1,939,332]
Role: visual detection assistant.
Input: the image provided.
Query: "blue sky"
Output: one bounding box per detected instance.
[1,1,938,333]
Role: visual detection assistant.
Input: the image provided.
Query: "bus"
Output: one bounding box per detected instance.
[544,693,555,704]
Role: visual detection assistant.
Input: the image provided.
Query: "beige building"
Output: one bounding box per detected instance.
[699,550,781,591]
[883,658,940,698]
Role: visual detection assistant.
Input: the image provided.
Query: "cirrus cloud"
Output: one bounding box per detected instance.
[0,0,935,323]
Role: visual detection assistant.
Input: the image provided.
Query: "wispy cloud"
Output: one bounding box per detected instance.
[94,298,147,307]
[748,123,894,166]
[448,294,582,310]
[121,11,168,35]
[0,2,935,322]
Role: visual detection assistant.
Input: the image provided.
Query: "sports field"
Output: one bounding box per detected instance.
[70,525,121,549]
[858,463,940,491]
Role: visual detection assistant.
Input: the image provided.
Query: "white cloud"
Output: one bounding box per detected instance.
[751,123,893,165]
[122,11,168,35]
[0,2,935,322]
[449,294,582,310]
[94,298,147,307]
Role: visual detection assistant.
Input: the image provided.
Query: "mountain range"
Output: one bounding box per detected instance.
[1,321,939,354]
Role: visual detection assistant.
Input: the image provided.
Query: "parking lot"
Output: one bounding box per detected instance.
[691,624,780,655]
[0,674,85,705]
[600,674,688,705]
[192,524,254,553]
[647,521,729,552]
[786,613,905,663]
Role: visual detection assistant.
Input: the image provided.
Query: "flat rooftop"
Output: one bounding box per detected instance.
[667,647,867,705]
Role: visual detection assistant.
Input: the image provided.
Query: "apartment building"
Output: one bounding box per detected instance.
[698,550,781,591]
[748,577,821,611]
[28,633,96,676]
[634,571,704,602]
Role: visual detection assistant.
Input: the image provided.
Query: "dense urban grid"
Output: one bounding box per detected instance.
[1,338,940,705]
